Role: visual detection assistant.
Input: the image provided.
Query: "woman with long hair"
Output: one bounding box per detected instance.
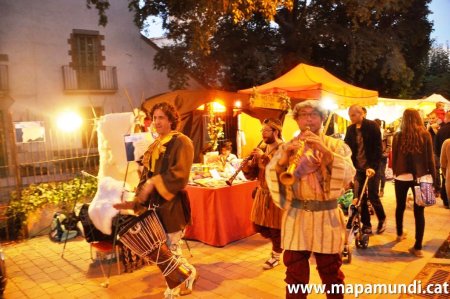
[392,109,436,257]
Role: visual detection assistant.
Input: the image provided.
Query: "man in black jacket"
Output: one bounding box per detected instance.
[344,105,386,234]
[427,112,442,195]
[434,111,450,208]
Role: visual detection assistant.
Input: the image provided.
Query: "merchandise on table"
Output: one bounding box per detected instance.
[189,160,248,187]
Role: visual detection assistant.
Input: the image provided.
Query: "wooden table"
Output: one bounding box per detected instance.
[184,181,258,247]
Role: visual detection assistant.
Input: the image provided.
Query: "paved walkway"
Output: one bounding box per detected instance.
[2,181,449,298]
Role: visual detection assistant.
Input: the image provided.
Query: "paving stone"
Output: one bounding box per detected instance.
[1,182,448,298]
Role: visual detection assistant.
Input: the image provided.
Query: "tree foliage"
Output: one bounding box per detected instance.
[87,0,434,97]
[422,42,450,99]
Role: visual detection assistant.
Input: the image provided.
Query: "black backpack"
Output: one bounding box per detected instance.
[49,212,79,242]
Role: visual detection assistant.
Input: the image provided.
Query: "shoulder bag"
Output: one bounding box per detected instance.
[409,153,436,207]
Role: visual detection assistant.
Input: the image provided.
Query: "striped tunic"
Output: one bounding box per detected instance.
[243,141,283,229]
[266,134,355,253]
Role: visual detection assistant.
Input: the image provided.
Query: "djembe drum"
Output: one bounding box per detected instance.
[118,209,191,289]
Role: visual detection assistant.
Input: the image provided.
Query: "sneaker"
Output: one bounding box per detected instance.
[396,232,407,242]
[263,257,280,270]
[376,220,386,234]
[408,247,424,258]
[362,226,372,235]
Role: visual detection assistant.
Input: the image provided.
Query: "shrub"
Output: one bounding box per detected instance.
[6,176,97,239]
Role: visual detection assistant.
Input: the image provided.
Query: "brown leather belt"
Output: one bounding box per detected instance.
[292,199,337,211]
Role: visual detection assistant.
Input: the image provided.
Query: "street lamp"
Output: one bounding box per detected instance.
[56,110,83,132]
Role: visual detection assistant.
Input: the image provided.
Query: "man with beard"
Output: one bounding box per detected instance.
[242,118,284,269]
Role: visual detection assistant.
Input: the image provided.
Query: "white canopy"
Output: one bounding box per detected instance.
[334,95,450,124]
[423,93,450,103]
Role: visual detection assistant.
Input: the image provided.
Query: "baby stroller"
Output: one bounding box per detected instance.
[341,176,370,263]
[338,189,354,216]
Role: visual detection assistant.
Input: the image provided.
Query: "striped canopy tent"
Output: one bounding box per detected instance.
[238,63,378,108]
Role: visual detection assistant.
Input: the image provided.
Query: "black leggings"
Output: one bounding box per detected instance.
[394,180,425,250]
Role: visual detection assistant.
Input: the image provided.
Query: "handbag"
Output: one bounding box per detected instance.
[409,149,436,207]
[414,182,436,207]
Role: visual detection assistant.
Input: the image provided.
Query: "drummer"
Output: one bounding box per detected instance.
[114,102,197,298]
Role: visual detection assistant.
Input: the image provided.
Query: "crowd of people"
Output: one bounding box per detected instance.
[112,100,448,299]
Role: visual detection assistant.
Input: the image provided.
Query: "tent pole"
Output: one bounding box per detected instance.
[236,113,242,158]
[323,112,334,135]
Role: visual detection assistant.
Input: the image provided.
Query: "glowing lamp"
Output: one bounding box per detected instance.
[196,101,226,113]
[56,111,82,132]
[320,97,338,111]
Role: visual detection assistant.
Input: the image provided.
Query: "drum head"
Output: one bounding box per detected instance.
[118,209,153,237]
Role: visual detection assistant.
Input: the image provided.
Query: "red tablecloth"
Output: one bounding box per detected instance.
[184,181,258,247]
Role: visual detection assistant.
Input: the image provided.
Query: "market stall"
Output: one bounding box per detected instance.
[238,63,378,107]
[238,63,379,140]
[141,89,272,247]
[333,94,450,125]
[184,181,257,247]
[333,97,419,125]
[142,89,282,162]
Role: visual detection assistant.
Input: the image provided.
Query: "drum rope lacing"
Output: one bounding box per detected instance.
[119,209,184,276]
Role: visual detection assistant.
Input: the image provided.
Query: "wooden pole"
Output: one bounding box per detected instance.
[87,96,98,119]
[124,88,136,115]
[7,112,26,238]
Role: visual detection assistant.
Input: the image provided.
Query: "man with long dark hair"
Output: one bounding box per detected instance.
[115,102,197,298]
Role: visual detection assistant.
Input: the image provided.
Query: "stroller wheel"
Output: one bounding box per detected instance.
[342,246,352,264]
[355,232,362,248]
[346,251,352,263]
[342,245,349,257]
[360,234,369,249]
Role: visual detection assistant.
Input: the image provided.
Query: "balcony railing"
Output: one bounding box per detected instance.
[0,65,8,94]
[62,65,118,92]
